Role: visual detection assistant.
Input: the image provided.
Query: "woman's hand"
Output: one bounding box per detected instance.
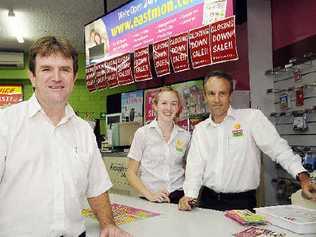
[146,190,170,203]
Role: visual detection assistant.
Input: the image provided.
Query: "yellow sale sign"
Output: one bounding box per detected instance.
[0,85,23,107]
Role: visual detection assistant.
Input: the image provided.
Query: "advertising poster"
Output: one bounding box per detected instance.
[95,61,107,90]
[153,39,170,77]
[189,25,212,68]
[84,0,233,66]
[105,58,119,88]
[144,87,161,123]
[117,53,134,86]
[0,85,23,108]
[85,18,110,64]
[134,46,152,82]
[210,16,238,63]
[121,90,144,123]
[171,80,207,120]
[203,0,228,25]
[170,32,190,73]
[85,65,97,92]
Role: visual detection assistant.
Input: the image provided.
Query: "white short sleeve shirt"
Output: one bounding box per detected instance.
[128,120,191,193]
[0,95,112,237]
[184,107,306,198]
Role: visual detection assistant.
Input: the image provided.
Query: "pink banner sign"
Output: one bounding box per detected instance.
[210,16,238,64]
[189,25,212,68]
[144,88,160,123]
[134,47,152,82]
[85,65,97,92]
[105,58,118,88]
[117,53,134,86]
[152,39,170,77]
[95,61,107,90]
[170,33,190,73]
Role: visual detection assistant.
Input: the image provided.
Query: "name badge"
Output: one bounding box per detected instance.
[175,139,185,152]
[232,123,243,137]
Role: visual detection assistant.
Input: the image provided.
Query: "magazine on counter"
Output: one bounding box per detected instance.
[225,209,266,225]
[233,226,286,237]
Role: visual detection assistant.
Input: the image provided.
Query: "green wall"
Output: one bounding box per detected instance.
[0,53,136,134]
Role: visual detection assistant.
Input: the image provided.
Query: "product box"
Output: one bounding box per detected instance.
[255,205,316,234]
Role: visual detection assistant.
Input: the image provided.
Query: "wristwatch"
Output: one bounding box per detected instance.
[296,171,310,182]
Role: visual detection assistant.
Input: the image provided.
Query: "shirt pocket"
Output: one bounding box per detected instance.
[228,135,247,157]
[71,151,90,195]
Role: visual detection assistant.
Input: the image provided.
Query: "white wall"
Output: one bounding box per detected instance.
[247,0,279,206]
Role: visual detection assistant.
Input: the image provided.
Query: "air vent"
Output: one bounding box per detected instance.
[0,51,24,68]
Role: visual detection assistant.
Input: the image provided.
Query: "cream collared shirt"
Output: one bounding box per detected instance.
[128,120,191,193]
[183,107,306,198]
[0,95,112,237]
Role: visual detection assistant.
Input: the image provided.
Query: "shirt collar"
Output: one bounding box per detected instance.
[28,94,42,118]
[149,119,181,132]
[27,93,75,122]
[206,106,237,127]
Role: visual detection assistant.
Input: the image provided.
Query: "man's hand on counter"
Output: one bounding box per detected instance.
[299,172,316,201]
[178,196,197,211]
[100,224,132,237]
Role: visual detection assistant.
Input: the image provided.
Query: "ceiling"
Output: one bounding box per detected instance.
[0,0,107,53]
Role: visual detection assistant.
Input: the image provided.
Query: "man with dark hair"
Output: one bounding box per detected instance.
[179,70,316,211]
[0,36,131,237]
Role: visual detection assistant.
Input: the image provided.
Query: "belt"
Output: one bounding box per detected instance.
[60,231,85,237]
[201,186,256,201]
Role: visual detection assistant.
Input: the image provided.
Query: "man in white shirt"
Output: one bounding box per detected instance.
[179,71,316,211]
[0,36,131,237]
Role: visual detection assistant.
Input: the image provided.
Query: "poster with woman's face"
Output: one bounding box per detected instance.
[85,19,110,64]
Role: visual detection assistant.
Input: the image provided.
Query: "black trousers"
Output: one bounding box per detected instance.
[198,186,257,211]
[169,189,184,204]
[60,231,85,237]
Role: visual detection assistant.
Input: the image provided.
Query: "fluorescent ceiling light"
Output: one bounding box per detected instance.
[8,8,24,43]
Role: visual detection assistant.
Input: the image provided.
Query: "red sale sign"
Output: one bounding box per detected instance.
[105,58,118,88]
[210,16,238,64]
[134,46,152,82]
[153,39,170,77]
[189,25,212,68]
[85,65,97,92]
[170,32,190,73]
[95,61,107,90]
[117,53,134,86]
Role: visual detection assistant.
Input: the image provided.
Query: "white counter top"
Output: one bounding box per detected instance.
[85,194,315,237]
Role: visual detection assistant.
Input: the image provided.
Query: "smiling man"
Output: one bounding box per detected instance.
[0,36,131,237]
[178,70,316,211]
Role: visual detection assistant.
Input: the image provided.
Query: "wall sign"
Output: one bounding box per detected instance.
[85,65,97,92]
[170,32,190,73]
[134,46,152,82]
[189,25,212,68]
[105,58,119,88]
[210,16,238,63]
[153,39,170,77]
[95,61,107,90]
[117,53,134,86]
[0,85,23,108]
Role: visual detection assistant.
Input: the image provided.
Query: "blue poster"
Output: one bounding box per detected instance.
[121,90,144,123]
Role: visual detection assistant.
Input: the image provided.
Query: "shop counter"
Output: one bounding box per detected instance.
[85,194,312,237]
[102,155,137,196]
